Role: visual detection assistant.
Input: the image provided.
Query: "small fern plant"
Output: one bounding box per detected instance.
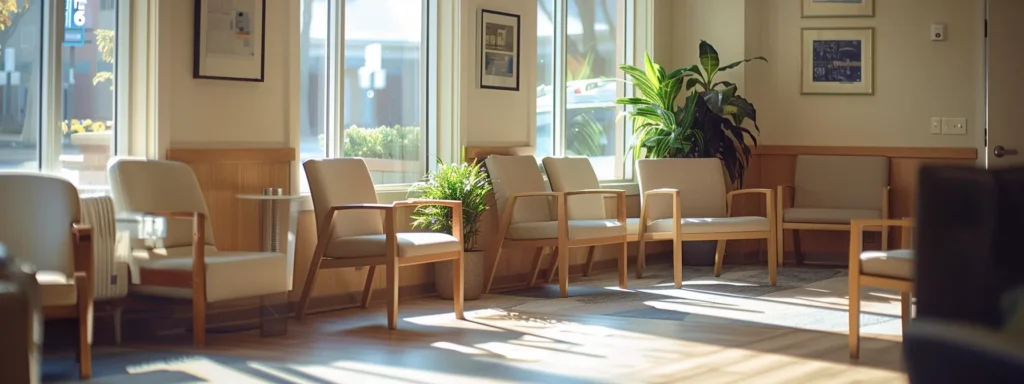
[409,159,492,252]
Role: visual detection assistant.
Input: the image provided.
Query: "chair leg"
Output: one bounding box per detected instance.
[849,277,860,359]
[881,227,890,251]
[673,241,684,289]
[583,247,596,277]
[361,266,377,308]
[776,226,785,267]
[900,290,912,331]
[767,234,778,286]
[484,240,505,293]
[77,294,93,379]
[713,240,727,277]
[386,261,400,330]
[617,241,629,289]
[113,306,123,345]
[528,247,546,287]
[192,299,206,348]
[452,255,465,320]
[546,247,559,283]
[558,243,570,298]
[296,257,324,320]
[636,240,647,279]
[793,230,804,265]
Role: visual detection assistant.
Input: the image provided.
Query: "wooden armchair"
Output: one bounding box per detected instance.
[849,218,914,359]
[636,158,778,288]
[0,173,93,378]
[777,155,891,265]
[484,155,627,298]
[298,158,464,329]
[108,159,289,347]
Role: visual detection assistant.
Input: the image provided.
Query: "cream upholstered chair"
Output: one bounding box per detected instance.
[637,158,778,287]
[542,157,631,281]
[298,158,464,329]
[484,155,627,297]
[0,173,93,378]
[849,218,914,359]
[108,159,289,347]
[777,155,890,265]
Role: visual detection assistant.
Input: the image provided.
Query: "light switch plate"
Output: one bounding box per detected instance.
[942,118,968,135]
[930,118,942,134]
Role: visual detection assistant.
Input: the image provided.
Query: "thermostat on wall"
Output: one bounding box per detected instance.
[931,23,947,41]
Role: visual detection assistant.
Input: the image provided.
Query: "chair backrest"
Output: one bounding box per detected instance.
[303,158,383,241]
[542,157,606,220]
[637,158,727,220]
[0,173,80,275]
[793,155,889,210]
[484,155,553,224]
[107,158,216,249]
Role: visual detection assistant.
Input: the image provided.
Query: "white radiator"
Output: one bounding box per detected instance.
[80,195,128,301]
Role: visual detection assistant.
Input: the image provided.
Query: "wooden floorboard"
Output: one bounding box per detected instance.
[117,296,906,384]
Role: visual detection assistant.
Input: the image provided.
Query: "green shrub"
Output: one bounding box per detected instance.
[343,125,421,160]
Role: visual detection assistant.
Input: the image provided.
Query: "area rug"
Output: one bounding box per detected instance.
[493,265,905,335]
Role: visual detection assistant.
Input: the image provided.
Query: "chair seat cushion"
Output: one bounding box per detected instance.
[326,232,461,259]
[647,216,770,234]
[37,270,77,306]
[131,246,289,303]
[784,208,881,225]
[508,220,626,240]
[860,249,914,280]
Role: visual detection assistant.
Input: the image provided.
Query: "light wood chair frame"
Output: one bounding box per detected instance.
[636,188,778,288]
[42,223,94,378]
[296,199,465,330]
[777,185,891,265]
[484,190,629,298]
[848,218,913,359]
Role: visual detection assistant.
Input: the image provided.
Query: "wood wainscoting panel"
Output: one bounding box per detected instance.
[728,146,979,265]
[166,148,295,252]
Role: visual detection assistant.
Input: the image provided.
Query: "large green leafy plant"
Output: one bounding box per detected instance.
[409,160,492,252]
[616,41,766,185]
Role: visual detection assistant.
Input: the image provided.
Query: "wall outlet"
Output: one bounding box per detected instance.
[931,23,947,41]
[942,118,968,135]
[930,117,942,134]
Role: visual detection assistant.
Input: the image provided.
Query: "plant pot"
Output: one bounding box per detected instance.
[682,241,718,266]
[435,250,485,300]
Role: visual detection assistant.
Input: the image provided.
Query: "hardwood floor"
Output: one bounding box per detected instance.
[122,296,906,383]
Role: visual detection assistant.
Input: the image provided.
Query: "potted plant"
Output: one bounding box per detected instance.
[617,41,766,265]
[409,159,492,300]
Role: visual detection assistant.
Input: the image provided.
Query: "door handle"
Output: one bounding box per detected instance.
[994,145,1019,158]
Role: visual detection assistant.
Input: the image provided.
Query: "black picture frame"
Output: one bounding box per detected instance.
[479,9,521,91]
[193,0,267,82]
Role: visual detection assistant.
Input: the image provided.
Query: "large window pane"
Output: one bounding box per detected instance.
[61,0,118,187]
[536,0,555,159]
[343,0,424,185]
[0,1,42,173]
[298,0,329,191]
[566,0,621,180]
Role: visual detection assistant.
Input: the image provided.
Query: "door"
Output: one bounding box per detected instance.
[987,0,1024,167]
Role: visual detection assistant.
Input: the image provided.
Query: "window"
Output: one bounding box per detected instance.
[299,0,429,188]
[536,0,630,181]
[0,0,123,188]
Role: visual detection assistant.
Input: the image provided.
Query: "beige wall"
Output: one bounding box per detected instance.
[158,0,296,148]
[460,0,538,147]
[744,0,985,148]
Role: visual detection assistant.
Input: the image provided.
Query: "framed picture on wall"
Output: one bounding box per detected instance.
[801,28,874,95]
[193,0,267,82]
[479,9,521,91]
[802,0,874,18]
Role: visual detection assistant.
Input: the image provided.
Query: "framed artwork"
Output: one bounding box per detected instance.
[479,9,521,91]
[802,0,874,18]
[801,28,874,95]
[193,0,267,82]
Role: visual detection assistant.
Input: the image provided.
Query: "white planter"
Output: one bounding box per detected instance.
[69,131,113,148]
[435,250,485,301]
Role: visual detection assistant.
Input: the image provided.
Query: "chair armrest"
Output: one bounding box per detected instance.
[639,188,682,235]
[71,223,94,281]
[395,199,464,241]
[496,192,565,241]
[565,189,627,224]
[726,188,774,218]
[72,223,92,243]
[645,188,680,197]
[328,203,395,212]
[148,211,201,219]
[850,218,914,232]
